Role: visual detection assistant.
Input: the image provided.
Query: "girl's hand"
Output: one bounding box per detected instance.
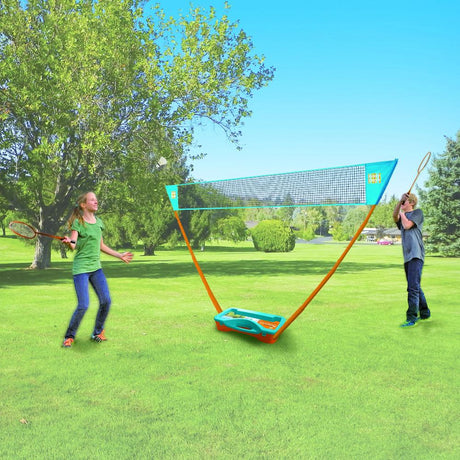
[62,236,76,246]
[120,252,133,264]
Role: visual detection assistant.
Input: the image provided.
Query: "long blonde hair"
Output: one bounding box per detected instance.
[67,192,92,229]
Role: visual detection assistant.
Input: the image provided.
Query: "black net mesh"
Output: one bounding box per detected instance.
[178,165,367,209]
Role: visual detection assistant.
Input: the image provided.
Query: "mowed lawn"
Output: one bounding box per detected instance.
[0,235,458,459]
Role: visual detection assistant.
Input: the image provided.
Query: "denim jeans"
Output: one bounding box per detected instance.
[65,269,111,339]
[404,258,430,322]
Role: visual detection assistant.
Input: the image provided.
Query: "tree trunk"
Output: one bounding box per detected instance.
[29,206,63,269]
[144,244,155,256]
[60,245,68,259]
[30,235,53,269]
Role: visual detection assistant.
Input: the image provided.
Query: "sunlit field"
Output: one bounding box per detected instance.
[1,234,458,459]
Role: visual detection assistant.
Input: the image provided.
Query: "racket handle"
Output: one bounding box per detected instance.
[60,238,76,244]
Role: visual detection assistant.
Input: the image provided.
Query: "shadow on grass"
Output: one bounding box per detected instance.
[0,261,72,288]
[102,257,401,281]
[214,327,299,351]
[0,251,401,288]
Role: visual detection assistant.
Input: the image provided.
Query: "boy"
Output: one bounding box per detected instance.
[393,193,431,327]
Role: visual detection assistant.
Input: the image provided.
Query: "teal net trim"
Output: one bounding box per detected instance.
[166,160,397,210]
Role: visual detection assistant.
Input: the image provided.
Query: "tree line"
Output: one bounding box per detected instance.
[1,1,458,265]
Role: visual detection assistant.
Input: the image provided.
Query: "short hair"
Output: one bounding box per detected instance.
[408,193,418,207]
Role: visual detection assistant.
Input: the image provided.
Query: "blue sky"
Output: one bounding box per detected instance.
[151,0,459,200]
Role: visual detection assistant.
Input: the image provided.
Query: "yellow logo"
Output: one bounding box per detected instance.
[368,173,381,184]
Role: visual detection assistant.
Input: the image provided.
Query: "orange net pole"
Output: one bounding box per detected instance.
[273,205,377,340]
[173,211,222,313]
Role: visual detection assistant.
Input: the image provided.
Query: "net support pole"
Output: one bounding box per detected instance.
[173,211,223,314]
[273,204,377,340]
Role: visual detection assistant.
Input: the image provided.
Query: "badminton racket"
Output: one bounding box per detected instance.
[9,221,75,243]
[407,151,431,194]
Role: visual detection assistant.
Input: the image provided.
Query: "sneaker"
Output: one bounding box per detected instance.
[400,320,418,328]
[62,337,74,348]
[91,330,107,342]
[420,315,431,321]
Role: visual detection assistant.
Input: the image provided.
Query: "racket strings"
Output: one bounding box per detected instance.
[9,222,36,238]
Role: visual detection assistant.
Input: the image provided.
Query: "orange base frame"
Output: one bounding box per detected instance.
[215,322,280,344]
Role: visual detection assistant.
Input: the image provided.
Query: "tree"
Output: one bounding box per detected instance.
[0,0,274,268]
[214,215,247,243]
[98,142,183,256]
[368,195,399,238]
[275,195,295,224]
[329,221,348,241]
[291,207,326,240]
[338,206,369,241]
[0,194,10,236]
[419,132,460,256]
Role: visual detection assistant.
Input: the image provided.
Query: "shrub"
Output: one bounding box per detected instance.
[299,227,316,241]
[251,220,296,252]
[214,216,248,243]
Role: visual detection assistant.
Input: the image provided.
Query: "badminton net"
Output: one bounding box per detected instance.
[166,160,397,211]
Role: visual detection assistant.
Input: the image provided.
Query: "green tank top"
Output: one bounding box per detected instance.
[71,217,104,275]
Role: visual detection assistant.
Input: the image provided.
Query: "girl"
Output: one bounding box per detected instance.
[62,192,133,347]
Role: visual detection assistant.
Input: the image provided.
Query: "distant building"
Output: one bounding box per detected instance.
[362,227,428,243]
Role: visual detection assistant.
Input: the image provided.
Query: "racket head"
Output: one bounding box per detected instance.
[408,151,432,194]
[9,221,37,239]
[418,151,431,173]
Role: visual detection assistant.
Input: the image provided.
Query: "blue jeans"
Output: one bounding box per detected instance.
[404,258,430,322]
[65,269,111,339]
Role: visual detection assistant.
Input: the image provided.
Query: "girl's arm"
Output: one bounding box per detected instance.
[62,230,78,250]
[100,238,133,264]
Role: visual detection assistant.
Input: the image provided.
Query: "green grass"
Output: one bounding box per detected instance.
[0,235,458,459]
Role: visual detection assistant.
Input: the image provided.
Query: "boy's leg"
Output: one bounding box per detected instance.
[404,259,422,322]
[419,287,430,319]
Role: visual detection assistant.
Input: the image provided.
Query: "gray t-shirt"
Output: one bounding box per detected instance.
[397,208,425,263]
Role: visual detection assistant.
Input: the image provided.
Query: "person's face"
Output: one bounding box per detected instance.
[82,193,98,212]
[401,199,413,211]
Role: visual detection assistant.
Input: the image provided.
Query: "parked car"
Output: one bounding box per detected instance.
[377,238,393,245]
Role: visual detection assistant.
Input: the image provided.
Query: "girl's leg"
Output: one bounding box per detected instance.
[64,273,90,339]
[89,269,111,336]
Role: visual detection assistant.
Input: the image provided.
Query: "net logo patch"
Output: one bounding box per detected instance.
[367,173,381,184]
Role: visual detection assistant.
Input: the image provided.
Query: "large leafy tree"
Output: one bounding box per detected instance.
[0,0,274,267]
[419,132,460,256]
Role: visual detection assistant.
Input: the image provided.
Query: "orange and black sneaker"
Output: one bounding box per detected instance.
[62,337,74,348]
[91,330,107,342]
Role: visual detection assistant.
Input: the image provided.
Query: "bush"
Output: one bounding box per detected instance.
[299,227,316,241]
[214,216,248,243]
[329,222,349,241]
[251,220,296,252]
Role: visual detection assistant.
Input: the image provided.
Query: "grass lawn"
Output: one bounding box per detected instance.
[0,235,458,459]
